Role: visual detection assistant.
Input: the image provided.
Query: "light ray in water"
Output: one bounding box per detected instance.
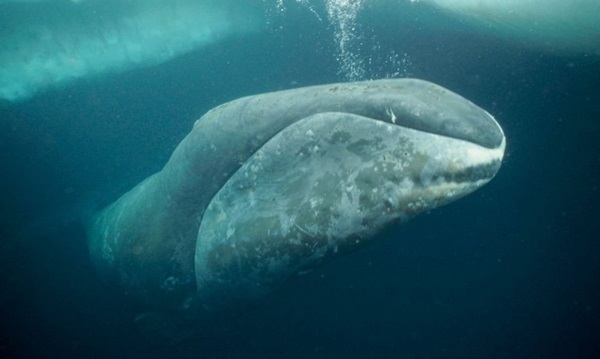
[415,0,600,55]
[0,0,262,102]
[4,0,595,103]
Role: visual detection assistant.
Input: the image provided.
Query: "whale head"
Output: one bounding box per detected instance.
[190,79,505,313]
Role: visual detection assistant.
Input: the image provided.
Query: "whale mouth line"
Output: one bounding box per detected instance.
[293,109,505,187]
[444,160,503,184]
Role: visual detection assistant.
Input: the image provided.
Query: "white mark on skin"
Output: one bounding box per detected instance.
[386,107,397,124]
[226,227,235,239]
[294,224,314,238]
[310,197,322,208]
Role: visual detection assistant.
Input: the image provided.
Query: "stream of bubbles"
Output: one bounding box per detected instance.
[271,0,411,81]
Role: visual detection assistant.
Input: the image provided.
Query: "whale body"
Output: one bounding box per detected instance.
[87,79,505,318]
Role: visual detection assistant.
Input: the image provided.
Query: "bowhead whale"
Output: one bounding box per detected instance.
[88,79,506,320]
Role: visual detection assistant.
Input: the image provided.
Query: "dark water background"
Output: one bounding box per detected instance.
[1,2,599,358]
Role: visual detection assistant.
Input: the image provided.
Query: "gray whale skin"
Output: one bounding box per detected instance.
[88,78,505,319]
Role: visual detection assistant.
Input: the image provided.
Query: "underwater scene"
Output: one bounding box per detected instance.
[1,1,599,358]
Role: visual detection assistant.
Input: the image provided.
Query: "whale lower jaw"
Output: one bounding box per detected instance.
[192,111,505,314]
